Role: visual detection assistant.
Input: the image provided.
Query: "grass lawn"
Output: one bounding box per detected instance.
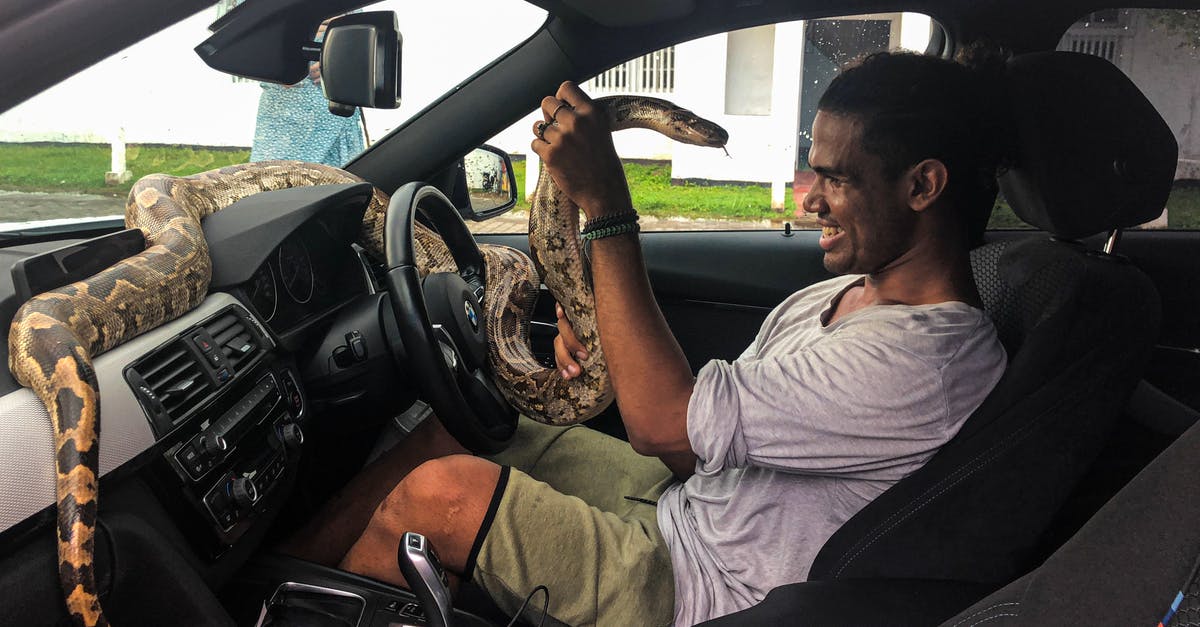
[512,158,799,221]
[0,143,250,198]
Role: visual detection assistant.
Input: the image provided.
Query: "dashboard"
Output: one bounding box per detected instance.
[0,183,414,563]
[203,182,377,344]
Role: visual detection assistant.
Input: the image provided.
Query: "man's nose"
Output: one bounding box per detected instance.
[800,185,823,217]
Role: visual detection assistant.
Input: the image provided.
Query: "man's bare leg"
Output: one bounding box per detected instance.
[340,455,502,586]
[277,416,468,565]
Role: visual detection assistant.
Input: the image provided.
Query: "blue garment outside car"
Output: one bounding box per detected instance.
[249,72,364,167]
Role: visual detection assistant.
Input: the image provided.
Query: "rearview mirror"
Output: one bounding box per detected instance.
[320,12,402,116]
[462,146,518,221]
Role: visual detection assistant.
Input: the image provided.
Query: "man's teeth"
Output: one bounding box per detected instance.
[822,226,843,237]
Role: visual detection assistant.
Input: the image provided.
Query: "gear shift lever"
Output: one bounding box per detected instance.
[398,532,453,627]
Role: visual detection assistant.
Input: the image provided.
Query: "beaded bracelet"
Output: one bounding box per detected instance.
[581,210,639,234]
[581,221,641,241]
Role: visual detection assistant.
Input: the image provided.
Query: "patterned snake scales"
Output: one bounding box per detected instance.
[6,95,725,626]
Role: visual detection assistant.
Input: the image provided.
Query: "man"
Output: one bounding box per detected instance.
[332,51,1008,626]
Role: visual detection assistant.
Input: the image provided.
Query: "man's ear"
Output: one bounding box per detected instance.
[906,159,948,212]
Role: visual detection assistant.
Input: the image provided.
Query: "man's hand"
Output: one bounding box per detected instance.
[554,303,589,380]
[530,82,634,221]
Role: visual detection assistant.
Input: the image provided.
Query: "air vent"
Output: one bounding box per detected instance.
[127,305,273,437]
[203,309,262,373]
[135,341,211,424]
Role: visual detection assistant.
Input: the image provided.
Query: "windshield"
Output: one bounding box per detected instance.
[0,0,546,233]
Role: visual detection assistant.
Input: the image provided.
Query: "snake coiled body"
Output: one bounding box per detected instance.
[487,96,728,425]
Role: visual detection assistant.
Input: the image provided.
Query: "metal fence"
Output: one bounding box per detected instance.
[586,47,676,95]
[1058,32,1123,64]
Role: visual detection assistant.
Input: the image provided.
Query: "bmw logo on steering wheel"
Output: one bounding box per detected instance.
[464,300,479,332]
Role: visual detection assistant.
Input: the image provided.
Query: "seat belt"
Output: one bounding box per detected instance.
[1162,550,1200,626]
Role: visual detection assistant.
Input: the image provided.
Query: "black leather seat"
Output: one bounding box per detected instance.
[702,51,1177,626]
[941,414,1200,626]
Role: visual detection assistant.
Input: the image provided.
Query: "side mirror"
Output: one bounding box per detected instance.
[320,12,401,115]
[461,146,519,221]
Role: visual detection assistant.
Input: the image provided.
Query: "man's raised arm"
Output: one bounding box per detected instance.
[532,81,697,478]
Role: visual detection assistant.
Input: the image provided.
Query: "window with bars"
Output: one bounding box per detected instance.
[587,47,675,94]
[1059,34,1123,63]
[1057,9,1131,64]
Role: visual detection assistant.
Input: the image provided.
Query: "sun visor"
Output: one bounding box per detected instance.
[195,0,371,84]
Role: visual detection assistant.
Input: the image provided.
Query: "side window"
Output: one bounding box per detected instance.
[990,9,1200,230]
[473,13,937,234]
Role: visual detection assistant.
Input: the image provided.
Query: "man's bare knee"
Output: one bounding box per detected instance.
[379,455,488,513]
[365,454,502,572]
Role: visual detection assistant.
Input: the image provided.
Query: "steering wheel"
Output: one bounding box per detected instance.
[383,182,517,453]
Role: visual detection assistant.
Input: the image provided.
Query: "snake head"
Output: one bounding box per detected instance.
[668,109,730,148]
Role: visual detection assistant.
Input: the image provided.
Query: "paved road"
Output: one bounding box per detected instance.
[0,191,126,230]
[0,190,819,233]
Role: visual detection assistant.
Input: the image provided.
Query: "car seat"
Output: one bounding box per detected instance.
[939,414,1200,626]
[701,50,1177,626]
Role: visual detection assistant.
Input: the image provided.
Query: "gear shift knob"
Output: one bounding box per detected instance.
[397,532,453,627]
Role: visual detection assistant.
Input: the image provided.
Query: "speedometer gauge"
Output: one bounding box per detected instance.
[278,236,314,304]
[248,264,277,321]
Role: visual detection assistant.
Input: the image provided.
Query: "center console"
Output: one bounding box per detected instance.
[126,304,308,552]
[234,555,497,627]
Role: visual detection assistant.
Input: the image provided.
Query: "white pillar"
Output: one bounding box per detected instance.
[769,21,805,212]
[524,150,541,201]
[106,126,132,185]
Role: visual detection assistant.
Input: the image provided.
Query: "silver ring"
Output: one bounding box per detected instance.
[550,102,572,122]
[536,121,549,141]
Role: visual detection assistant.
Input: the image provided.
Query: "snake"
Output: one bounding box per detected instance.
[5,97,724,627]
[485,95,728,425]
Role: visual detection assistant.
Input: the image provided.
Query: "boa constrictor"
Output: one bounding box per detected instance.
[6,97,724,627]
[487,95,728,424]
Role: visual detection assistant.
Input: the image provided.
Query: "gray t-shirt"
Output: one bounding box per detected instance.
[657,274,1007,626]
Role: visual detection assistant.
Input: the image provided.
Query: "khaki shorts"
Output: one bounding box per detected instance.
[466,418,678,627]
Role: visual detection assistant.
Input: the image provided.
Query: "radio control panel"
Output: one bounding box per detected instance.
[162,362,307,547]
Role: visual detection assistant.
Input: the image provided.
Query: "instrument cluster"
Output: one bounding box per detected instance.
[241,216,369,339]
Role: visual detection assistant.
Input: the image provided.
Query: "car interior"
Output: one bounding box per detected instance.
[1,0,1199,626]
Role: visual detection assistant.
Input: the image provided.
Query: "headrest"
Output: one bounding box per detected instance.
[999,51,1178,239]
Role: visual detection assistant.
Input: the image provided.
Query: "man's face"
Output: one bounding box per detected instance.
[803,111,918,275]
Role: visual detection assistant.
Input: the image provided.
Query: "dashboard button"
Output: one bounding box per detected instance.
[199,433,227,456]
[192,334,214,353]
[179,445,200,465]
[228,335,254,354]
[279,423,304,451]
[230,477,258,509]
